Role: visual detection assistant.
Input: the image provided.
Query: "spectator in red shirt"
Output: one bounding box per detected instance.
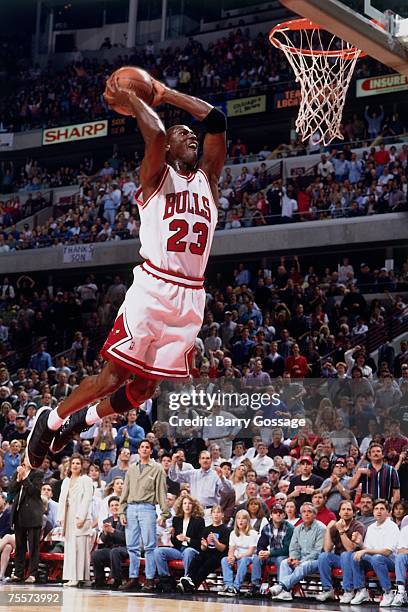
[311,491,337,525]
[374,143,390,167]
[384,420,408,460]
[285,344,310,378]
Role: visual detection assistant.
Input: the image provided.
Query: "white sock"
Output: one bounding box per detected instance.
[398,586,406,594]
[85,403,100,425]
[47,410,66,431]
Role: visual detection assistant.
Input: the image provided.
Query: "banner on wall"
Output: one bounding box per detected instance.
[0,133,14,148]
[227,95,266,117]
[43,120,108,145]
[356,74,408,97]
[62,244,94,264]
[273,89,301,109]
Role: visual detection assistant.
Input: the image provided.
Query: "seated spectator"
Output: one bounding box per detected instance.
[393,524,408,606]
[391,501,407,529]
[219,509,257,597]
[316,500,366,602]
[91,496,128,590]
[245,497,268,534]
[311,491,337,526]
[178,505,229,593]
[347,498,399,606]
[153,494,205,592]
[270,502,325,601]
[320,456,351,513]
[246,502,294,597]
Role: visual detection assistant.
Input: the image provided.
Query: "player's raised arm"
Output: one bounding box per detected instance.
[104,80,166,200]
[152,82,227,198]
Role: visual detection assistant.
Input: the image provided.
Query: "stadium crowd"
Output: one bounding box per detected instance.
[0,138,406,251]
[0,28,395,134]
[0,250,407,595]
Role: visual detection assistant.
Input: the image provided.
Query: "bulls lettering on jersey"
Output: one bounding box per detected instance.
[138,164,217,279]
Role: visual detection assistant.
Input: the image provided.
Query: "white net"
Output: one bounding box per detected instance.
[270,23,362,145]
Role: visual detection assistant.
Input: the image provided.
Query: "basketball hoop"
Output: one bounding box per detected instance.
[269,18,365,145]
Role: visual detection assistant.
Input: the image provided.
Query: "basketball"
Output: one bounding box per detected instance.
[108,66,154,106]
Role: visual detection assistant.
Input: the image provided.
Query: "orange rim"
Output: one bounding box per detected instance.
[269,18,366,60]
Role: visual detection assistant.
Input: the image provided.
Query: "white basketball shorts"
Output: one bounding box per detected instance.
[101,261,205,380]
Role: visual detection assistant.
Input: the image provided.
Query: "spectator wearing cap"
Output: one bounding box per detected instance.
[311,491,337,525]
[316,500,366,602]
[348,443,400,503]
[246,502,294,597]
[270,502,325,601]
[266,466,281,495]
[286,456,324,511]
[320,457,351,513]
[25,402,37,430]
[28,342,52,373]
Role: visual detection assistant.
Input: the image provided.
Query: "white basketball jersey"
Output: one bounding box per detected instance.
[138,164,218,279]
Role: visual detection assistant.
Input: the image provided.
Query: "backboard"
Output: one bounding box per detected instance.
[278,0,408,77]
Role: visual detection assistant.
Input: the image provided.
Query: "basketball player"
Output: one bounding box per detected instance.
[26,73,226,468]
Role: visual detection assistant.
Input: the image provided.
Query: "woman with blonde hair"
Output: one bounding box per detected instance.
[315,398,336,431]
[154,494,205,591]
[231,464,247,504]
[57,453,93,587]
[219,509,258,596]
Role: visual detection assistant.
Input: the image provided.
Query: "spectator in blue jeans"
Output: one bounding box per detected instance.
[246,502,294,597]
[118,439,169,593]
[316,500,366,602]
[219,510,258,597]
[153,494,204,591]
[392,524,408,606]
[270,502,325,601]
[348,498,399,607]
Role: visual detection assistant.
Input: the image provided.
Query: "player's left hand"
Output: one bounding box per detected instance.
[150,78,167,107]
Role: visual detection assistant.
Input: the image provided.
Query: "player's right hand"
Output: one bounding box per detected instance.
[120,514,127,526]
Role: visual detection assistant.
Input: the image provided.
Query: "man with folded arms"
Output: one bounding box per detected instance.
[246,502,294,598]
[316,500,365,602]
[348,499,399,607]
[269,502,325,601]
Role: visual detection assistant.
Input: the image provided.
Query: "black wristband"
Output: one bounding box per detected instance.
[202,108,227,134]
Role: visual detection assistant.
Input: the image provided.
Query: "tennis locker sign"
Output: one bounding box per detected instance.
[356,74,408,97]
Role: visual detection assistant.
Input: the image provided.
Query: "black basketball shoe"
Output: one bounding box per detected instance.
[50,406,90,454]
[26,407,55,468]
